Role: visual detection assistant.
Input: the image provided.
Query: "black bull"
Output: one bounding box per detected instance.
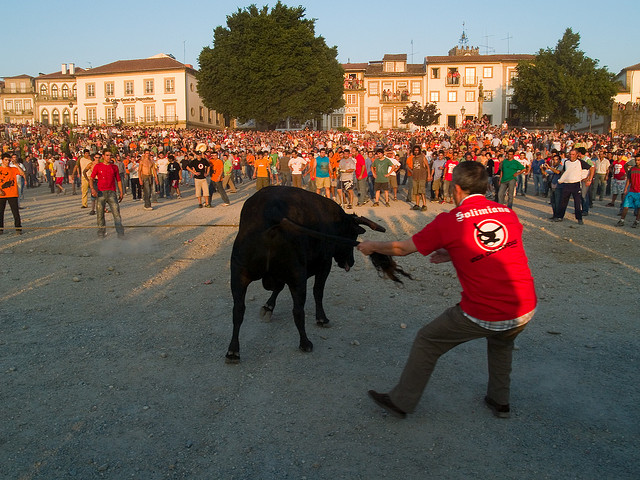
[225,186,387,363]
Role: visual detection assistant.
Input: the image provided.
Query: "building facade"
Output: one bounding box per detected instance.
[1,75,36,124]
[35,63,83,126]
[329,48,534,132]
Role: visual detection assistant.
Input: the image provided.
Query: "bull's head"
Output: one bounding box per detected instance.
[333,215,386,272]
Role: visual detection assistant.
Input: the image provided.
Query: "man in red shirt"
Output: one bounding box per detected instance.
[359,161,537,419]
[616,153,640,228]
[90,151,124,238]
[441,153,459,204]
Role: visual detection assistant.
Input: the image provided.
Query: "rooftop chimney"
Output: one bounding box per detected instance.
[61,63,67,74]
[69,63,75,75]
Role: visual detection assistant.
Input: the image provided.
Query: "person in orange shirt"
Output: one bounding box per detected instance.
[208,151,230,206]
[0,152,24,234]
[330,148,342,201]
[253,151,272,191]
[245,151,255,179]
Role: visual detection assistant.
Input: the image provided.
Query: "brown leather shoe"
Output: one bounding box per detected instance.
[368,390,406,419]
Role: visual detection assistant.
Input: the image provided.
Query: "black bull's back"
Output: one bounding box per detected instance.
[226,186,385,363]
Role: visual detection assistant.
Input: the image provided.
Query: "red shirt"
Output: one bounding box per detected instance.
[412,195,537,321]
[443,159,458,181]
[90,163,121,192]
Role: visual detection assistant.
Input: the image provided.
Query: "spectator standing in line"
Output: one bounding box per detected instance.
[0,152,23,235]
[138,149,158,211]
[78,149,93,209]
[82,153,100,215]
[441,152,460,204]
[314,148,331,198]
[208,151,231,207]
[128,155,140,200]
[221,152,237,194]
[552,149,592,225]
[372,148,393,207]
[187,150,211,208]
[253,151,271,191]
[408,146,430,211]
[337,148,356,209]
[167,154,182,199]
[288,150,308,189]
[531,152,546,196]
[616,156,640,228]
[497,151,524,209]
[431,151,446,202]
[355,148,370,206]
[156,151,169,198]
[53,155,66,194]
[90,151,124,238]
[590,151,610,202]
[607,152,628,208]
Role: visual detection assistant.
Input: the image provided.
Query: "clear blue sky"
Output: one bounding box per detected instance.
[3,0,638,78]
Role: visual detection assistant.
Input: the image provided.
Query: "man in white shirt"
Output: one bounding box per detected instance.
[590,151,610,202]
[156,152,169,198]
[552,149,592,224]
[288,151,308,188]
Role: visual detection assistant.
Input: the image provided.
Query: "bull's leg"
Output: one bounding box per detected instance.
[260,281,285,322]
[289,281,313,352]
[226,270,251,364]
[313,267,331,327]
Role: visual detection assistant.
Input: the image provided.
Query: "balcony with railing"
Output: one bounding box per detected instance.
[380,90,411,103]
[445,74,460,86]
[343,78,364,91]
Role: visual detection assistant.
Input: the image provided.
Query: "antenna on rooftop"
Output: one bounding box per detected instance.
[459,22,469,49]
[502,32,513,54]
[411,39,414,63]
[480,32,495,55]
[183,41,186,64]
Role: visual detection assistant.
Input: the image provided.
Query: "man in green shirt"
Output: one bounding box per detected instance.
[372,148,394,207]
[498,150,525,209]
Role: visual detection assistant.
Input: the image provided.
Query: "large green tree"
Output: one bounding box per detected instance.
[511,28,618,129]
[197,2,344,129]
[399,101,441,129]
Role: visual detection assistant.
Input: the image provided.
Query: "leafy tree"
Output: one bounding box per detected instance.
[512,28,618,130]
[399,101,441,129]
[197,2,344,129]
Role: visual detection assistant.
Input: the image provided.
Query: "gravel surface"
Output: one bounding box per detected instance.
[1,181,639,479]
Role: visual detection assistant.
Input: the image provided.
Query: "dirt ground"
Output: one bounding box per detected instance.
[1,179,638,480]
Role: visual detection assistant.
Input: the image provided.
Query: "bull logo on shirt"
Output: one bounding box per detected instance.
[473,219,508,252]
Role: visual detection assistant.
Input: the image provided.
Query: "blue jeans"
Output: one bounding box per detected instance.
[498,179,517,208]
[157,173,168,197]
[532,173,545,195]
[96,190,124,237]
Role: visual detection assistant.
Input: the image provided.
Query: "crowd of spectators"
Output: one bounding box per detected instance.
[2,120,640,232]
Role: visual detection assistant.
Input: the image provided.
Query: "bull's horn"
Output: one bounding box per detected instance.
[355,216,386,232]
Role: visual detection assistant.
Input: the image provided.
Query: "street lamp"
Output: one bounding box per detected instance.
[460,105,466,118]
[111,99,119,124]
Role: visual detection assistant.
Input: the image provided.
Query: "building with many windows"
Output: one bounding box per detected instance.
[35,63,83,126]
[1,74,36,124]
[74,53,221,128]
[329,48,534,132]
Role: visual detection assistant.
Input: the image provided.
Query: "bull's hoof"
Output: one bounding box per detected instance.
[299,341,314,353]
[260,306,273,322]
[225,351,241,364]
[316,318,331,328]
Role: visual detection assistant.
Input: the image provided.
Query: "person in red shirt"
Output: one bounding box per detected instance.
[90,151,124,238]
[616,153,640,227]
[441,153,459,204]
[359,161,537,420]
[0,152,24,234]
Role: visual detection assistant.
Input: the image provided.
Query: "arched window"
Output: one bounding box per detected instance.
[61,84,69,99]
[51,84,58,100]
[62,109,70,125]
[41,109,49,125]
[52,109,60,125]
[40,84,48,97]
[73,109,78,125]
[72,84,77,99]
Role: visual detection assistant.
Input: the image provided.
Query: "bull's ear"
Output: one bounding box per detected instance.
[355,215,386,232]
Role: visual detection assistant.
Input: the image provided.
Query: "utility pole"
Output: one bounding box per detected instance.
[502,33,513,54]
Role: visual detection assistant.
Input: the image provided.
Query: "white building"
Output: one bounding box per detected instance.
[75,54,221,129]
[329,48,534,132]
[35,63,83,126]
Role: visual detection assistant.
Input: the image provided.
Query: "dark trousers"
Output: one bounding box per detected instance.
[389,304,528,412]
[0,197,22,232]
[130,179,141,199]
[557,182,582,220]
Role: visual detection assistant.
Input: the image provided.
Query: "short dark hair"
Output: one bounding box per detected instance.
[451,161,488,195]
